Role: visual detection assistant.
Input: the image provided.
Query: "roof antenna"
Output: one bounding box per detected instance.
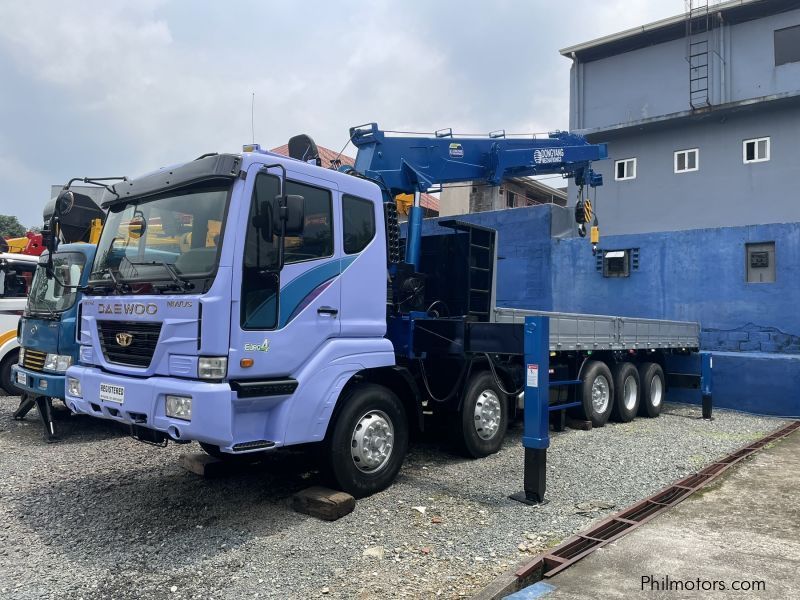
[251,92,255,143]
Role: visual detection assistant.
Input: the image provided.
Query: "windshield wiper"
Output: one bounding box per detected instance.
[130,260,194,292]
[86,267,130,294]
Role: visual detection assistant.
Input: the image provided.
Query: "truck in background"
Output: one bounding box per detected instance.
[0,252,39,393]
[64,125,699,498]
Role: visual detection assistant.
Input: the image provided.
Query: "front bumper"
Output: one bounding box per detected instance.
[11,365,66,399]
[64,365,286,452]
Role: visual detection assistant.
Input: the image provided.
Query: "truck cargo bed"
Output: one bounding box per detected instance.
[492,307,699,352]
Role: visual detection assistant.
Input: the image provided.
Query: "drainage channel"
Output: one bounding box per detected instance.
[480,420,800,598]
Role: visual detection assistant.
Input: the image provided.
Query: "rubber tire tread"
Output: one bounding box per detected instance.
[0,351,20,396]
[611,362,640,422]
[456,371,509,458]
[325,383,408,498]
[580,360,614,427]
[637,362,665,418]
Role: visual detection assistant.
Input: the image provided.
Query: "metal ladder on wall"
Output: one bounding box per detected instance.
[686,0,711,109]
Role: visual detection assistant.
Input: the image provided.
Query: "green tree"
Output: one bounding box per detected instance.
[0,215,27,239]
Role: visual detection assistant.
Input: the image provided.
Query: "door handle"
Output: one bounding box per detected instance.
[317,306,338,317]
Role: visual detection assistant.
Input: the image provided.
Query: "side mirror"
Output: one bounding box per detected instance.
[272,194,304,236]
[253,201,274,242]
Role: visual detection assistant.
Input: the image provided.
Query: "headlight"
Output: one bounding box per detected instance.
[198,356,227,380]
[165,395,192,421]
[67,376,82,398]
[44,353,73,373]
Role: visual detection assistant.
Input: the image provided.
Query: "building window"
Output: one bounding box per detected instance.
[743,137,770,163]
[614,158,636,181]
[746,242,775,283]
[674,148,699,173]
[774,24,800,66]
[506,191,515,208]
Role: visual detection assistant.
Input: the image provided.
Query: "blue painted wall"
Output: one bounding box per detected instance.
[551,219,800,354]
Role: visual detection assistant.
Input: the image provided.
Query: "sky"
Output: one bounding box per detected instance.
[0,0,680,227]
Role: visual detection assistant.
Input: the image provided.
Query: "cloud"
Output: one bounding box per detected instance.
[0,0,680,226]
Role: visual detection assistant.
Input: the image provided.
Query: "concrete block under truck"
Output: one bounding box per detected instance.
[65,124,706,499]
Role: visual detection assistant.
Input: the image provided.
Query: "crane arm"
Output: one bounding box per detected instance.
[348,123,608,268]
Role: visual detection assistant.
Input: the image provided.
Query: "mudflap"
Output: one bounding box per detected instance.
[130,424,169,447]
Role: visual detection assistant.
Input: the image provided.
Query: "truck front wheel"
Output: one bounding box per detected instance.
[0,350,21,396]
[456,371,509,458]
[325,383,408,498]
[579,360,614,427]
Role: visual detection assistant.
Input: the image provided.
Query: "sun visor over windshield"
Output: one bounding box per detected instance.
[101,153,242,208]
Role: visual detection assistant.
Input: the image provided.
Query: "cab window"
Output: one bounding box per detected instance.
[342,195,375,254]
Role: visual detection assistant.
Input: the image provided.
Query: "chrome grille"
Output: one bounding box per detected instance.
[97,321,162,368]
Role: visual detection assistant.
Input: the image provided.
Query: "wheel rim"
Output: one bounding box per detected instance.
[350,410,394,473]
[650,375,663,407]
[473,389,502,440]
[591,375,610,414]
[623,375,638,411]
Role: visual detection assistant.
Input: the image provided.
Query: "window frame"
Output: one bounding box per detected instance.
[674,148,699,173]
[743,137,770,164]
[614,158,637,181]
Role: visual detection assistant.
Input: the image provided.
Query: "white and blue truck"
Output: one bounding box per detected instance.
[64,124,704,499]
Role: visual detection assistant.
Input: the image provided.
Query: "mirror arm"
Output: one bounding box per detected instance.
[261,163,289,270]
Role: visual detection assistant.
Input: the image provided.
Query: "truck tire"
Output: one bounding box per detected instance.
[611,362,640,422]
[199,442,266,464]
[325,383,408,498]
[638,362,665,418]
[0,350,21,396]
[456,371,509,458]
[579,360,614,427]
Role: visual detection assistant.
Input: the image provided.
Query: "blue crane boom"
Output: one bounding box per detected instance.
[348,123,608,268]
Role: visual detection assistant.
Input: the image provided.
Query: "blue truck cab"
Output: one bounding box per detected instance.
[13,244,96,401]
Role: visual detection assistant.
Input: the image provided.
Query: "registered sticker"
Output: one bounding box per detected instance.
[526,364,539,388]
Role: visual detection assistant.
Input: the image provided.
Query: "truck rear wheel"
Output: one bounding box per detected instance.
[611,362,640,422]
[637,362,665,418]
[579,360,614,427]
[0,350,21,396]
[456,371,509,458]
[325,383,408,498]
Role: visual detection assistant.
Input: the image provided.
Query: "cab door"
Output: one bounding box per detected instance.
[228,163,342,380]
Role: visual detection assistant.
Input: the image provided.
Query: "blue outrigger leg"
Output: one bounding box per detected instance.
[510,316,551,504]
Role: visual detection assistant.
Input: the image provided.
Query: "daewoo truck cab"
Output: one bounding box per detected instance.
[66,149,398,494]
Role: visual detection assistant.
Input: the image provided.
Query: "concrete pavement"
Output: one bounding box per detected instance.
[509,426,800,599]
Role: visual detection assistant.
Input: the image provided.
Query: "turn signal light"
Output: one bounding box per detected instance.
[240,358,254,368]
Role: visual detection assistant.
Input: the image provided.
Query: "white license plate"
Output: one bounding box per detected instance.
[16,371,26,386]
[99,382,125,404]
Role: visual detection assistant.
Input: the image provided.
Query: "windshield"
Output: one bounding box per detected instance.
[90,182,230,294]
[27,252,87,314]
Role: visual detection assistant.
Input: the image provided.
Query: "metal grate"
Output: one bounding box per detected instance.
[97,320,162,368]
[515,420,800,581]
[22,348,46,372]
